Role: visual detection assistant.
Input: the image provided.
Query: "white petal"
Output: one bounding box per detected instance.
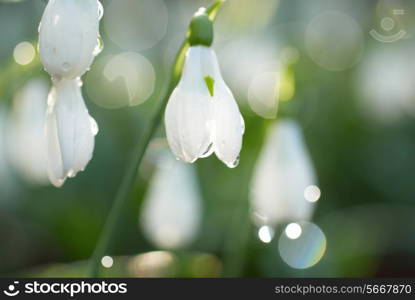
[46,78,97,187]
[165,47,213,163]
[202,48,244,168]
[39,0,101,78]
[212,83,244,168]
[250,120,316,226]
[8,79,49,185]
[140,154,202,249]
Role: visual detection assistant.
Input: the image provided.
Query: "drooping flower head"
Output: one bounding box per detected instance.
[39,0,102,187]
[140,153,202,250]
[8,79,49,185]
[250,119,319,228]
[164,9,244,168]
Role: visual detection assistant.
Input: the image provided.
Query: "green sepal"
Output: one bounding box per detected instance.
[188,9,214,47]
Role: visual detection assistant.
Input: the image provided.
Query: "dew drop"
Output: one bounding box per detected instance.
[200,143,214,158]
[93,36,104,56]
[97,1,104,20]
[67,169,76,178]
[62,62,71,72]
[89,117,99,136]
[76,77,83,87]
[228,156,240,168]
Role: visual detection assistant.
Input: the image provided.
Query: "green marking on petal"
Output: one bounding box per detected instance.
[204,76,215,97]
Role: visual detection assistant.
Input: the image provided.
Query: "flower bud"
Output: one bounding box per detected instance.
[39,0,102,79]
[188,8,214,47]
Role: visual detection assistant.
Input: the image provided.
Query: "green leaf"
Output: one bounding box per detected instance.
[204,76,215,97]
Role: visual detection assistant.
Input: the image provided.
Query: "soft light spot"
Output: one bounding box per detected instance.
[13,42,35,65]
[258,225,274,243]
[304,185,321,203]
[285,223,302,240]
[101,256,114,268]
[104,0,168,51]
[305,11,364,71]
[128,251,177,277]
[247,71,280,118]
[278,221,326,269]
[85,52,155,109]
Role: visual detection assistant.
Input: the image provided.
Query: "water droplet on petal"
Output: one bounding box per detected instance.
[90,117,99,136]
[240,116,245,134]
[67,169,76,178]
[97,1,104,20]
[75,77,83,87]
[229,156,240,168]
[200,143,214,158]
[62,62,71,72]
[93,36,104,56]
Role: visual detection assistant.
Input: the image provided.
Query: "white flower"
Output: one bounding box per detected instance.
[164,46,244,168]
[39,0,103,187]
[8,79,49,185]
[46,78,98,187]
[140,154,202,249]
[39,0,102,79]
[250,119,318,227]
[0,105,16,195]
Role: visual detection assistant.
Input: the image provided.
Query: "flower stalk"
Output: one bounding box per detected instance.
[87,0,225,278]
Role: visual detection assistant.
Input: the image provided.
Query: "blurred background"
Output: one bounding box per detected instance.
[0,0,415,277]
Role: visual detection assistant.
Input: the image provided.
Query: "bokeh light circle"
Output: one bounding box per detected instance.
[85,52,155,109]
[305,11,364,71]
[258,225,274,243]
[285,223,302,240]
[304,185,321,203]
[248,71,280,119]
[101,256,114,268]
[13,41,35,65]
[278,221,326,269]
[104,0,168,51]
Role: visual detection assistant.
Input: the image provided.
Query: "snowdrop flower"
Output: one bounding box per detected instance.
[164,9,244,168]
[46,78,98,187]
[140,154,202,249]
[250,119,318,228]
[8,79,49,185]
[39,0,103,187]
[356,46,415,123]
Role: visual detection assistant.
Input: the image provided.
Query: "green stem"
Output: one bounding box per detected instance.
[87,0,225,278]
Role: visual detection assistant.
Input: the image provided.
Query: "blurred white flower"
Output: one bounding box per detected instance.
[250,119,318,227]
[39,0,103,187]
[39,0,103,79]
[140,154,202,249]
[0,105,16,195]
[165,46,244,168]
[8,79,49,185]
[46,78,98,188]
[356,46,415,122]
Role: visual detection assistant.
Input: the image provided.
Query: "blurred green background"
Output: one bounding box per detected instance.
[1,0,415,277]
